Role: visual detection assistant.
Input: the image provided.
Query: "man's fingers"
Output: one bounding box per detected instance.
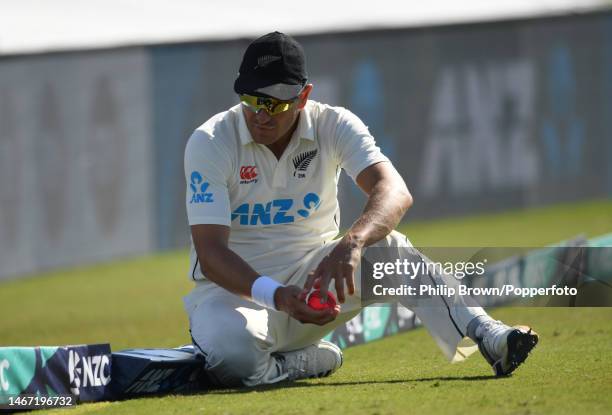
[335,275,345,303]
[347,271,356,296]
[338,260,356,298]
[300,271,317,300]
[291,299,337,325]
[318,270,332,302]
[313,308,337,325]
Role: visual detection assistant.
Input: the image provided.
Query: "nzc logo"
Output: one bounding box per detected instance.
[190,171,214,204]
[68,350,111,396]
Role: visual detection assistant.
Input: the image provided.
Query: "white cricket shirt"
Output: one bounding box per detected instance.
[184,100,389,281]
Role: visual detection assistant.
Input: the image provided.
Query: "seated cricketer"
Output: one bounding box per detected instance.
[182,31,538,387]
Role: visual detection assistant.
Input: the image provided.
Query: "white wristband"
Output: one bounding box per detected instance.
[251,276,283,310]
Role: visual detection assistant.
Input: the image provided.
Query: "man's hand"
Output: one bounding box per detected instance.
[275,286,339,325]
[299,162,412,305]
[301,234,363,304]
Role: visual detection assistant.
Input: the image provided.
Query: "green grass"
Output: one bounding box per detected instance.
[404,199,612,247]
[1,198,612,414]
[43,308,612,415]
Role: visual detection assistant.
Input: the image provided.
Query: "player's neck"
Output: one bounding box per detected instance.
[266,114,300,160]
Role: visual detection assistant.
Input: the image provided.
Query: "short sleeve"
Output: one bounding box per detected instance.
[184,130,232,226]
[333,109,390,181]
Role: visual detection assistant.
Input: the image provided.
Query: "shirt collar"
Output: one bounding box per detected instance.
[237,104,254,146]
[237,102,315,146]
[294,103,315,142]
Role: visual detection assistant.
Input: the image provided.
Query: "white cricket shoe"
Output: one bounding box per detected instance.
[477,321,539,376]
[274,340,343,381]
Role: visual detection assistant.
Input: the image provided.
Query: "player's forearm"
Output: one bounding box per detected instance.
[345,179,412,248]
[197,243,260,298]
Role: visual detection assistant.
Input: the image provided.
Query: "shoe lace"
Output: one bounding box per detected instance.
[266,354,290,383]
[275,352,309,380]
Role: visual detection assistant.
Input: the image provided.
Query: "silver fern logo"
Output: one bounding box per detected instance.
[255,55,281,69]
[292,149,318,178]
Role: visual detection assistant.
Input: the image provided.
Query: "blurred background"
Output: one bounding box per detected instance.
[1,0,612,280]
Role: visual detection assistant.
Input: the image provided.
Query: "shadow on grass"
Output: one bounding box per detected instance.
[102,374,501,406]
[204,374,500,395]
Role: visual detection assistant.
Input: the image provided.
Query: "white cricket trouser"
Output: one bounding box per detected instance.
[183,231,487,386]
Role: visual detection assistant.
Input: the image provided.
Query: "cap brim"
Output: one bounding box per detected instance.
[234,73,303,100]
[254,84,304,100]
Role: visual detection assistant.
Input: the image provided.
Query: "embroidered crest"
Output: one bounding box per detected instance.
[292,149,318,177]
[255,55,281,69]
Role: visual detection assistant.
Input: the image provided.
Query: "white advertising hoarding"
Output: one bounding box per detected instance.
[0,50,153,279]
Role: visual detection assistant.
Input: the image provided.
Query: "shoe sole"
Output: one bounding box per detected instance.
[493,325,539,376]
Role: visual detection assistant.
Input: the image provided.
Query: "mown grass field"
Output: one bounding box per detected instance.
[1,199,612,414]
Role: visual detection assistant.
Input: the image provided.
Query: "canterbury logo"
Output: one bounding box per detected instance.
[240,165,258,181]
[292,149,318,177]
[255,55,281,69]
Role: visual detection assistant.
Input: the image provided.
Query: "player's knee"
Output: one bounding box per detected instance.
[390,230,413,247]
[362,231,414,271]
[210,344,259,386]
[195,330,260,386]
[373,230,413,248]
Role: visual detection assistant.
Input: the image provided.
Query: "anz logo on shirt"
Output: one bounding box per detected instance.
[189,171,214,204]
[232,193,321,225]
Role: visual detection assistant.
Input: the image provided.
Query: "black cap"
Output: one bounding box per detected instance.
[234,31,307,100]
